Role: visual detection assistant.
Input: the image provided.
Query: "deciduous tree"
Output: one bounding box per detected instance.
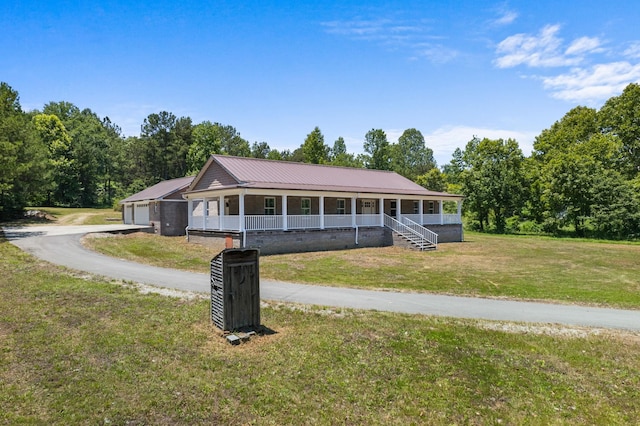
[363,129,391,170]
[459,137,525,232]
[599,82,640,177]
[392,128,436,180]
[0,83,47,218]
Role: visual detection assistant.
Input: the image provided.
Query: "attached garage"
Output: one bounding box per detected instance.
[120,176,194,236]
[134,203,150,225]
[124,204,134,224]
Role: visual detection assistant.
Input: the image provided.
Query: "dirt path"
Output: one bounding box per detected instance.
[55,213,96,225]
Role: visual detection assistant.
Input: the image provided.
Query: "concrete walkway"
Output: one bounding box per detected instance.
[4,224,640,332]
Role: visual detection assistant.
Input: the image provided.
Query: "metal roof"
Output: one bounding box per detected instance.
[120,176,195,203]
[188,155,461,198]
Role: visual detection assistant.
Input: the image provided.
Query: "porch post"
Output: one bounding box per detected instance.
[187,199,193,228]
[418,199,424,225]
[239,192,245,232]
[457,200,463,223]
[351,197,357,228]
[219,196,225,231]
[379,197,384,227]
[282,195,288,231]
[439,200,444,225]
[396,198,401,221]
[319,195,325,229]
[202,197,208,230]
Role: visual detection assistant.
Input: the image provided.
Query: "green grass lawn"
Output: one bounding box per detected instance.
[84,231,640,309]
[1,239,640,424]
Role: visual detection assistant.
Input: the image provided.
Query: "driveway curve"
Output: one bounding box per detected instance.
[4,224,640,332]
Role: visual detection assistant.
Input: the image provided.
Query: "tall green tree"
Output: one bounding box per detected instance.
[172,116,193,178]
[42,102,126,206]
[140,111,192,183]
[33,114,81,206]
[329,137,362,167]
[599,82,640,177]
[537,133,623,236]
[186,121,249,173]
[415,168,446,192]
[302,126,329,164]
[590,169,640,239]
[363,129,391,170]
[141,111,176,182]
[251,141,271,159]
[459,137,525,232]
[101,117,126,205]
[533,106,598,159]
[0,83,47,219]
[529,103,633,237]
[392,128,436,180]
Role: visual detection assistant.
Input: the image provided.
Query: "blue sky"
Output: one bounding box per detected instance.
[3,1,640,166]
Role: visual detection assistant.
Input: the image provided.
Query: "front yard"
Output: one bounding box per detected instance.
[1,238,639,425]
[83,231,640,309]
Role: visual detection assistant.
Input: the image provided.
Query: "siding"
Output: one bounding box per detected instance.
[192,162,239,191]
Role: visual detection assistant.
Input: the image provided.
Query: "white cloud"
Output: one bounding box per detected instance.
[321,18,418,41]
[423,126,537,163]
[492,10,518,26]
[623,41,640,59]
[322,17,457,64]
[565,36,604,55]
[495,24,600,68]
[412,44,459,63]
[493,24,640,104]
[541,62,640,103]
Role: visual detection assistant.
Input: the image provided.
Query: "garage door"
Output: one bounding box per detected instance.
[124,204,133,224]
[134,203,150,225]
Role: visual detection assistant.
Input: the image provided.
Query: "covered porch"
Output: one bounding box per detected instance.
[186,189,463,233]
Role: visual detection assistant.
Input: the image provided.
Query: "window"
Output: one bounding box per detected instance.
[336,199,345,215]
[413,201,419,214]
[390,200,397,217]
[428,201,435,214]
[301,198,311,215]
[264,197,275,215]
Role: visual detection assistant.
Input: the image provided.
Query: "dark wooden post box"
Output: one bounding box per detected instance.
[210,249,260,331]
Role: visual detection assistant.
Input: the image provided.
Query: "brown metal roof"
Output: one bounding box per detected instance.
[188,155,460,198]
[120,176,195,203]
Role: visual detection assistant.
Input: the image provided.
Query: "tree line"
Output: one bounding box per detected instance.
[445,83,640,239]
[0,81,439,218]
[2,80,640,240]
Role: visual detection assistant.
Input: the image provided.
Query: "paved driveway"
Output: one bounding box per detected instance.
[4,224,640,332]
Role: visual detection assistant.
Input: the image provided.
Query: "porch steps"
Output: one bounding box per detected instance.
[383,214,438,252]
[392,230,437,251]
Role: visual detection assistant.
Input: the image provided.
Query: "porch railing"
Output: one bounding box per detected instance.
[245,215,283,231]
[288,215,321,230]
[356,214,380,227]
[324,214,353,228]
[191,212,461,232]
[401,213,461,225]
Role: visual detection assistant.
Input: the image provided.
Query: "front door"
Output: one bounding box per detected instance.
[361,199,376,214]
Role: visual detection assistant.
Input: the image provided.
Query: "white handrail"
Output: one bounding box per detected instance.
[384,214,436,250]
[401,216,438,246]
